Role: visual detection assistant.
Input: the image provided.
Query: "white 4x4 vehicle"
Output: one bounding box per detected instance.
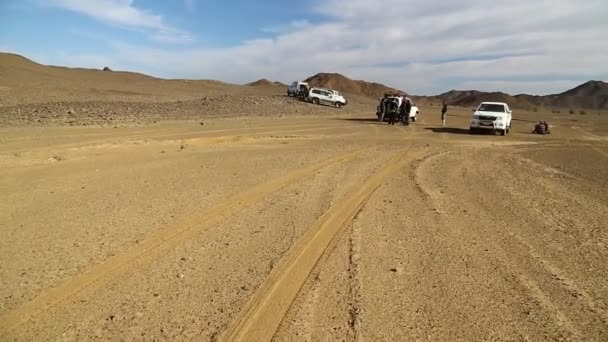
[470,102,512,136]
[308,87,348,108]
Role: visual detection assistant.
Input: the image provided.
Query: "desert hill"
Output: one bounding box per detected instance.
[435,91,534,109]
[1,52,157,83]
[538,80,608,110]
[435,80,608,110]
[560,80,608,97]
[246,79,285,87]
[304,73,405,99]
[4,51,605,111]
[0,52,374,127]
[0,52,252,106]
[433,90,483,104]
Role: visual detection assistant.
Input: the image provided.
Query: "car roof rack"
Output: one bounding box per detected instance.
[384,92,406,97]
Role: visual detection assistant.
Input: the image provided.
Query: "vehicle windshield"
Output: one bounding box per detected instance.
[477,104,505,113]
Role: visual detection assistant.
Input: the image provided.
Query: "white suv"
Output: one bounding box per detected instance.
[308,87,348,108]
[470,102,512,136]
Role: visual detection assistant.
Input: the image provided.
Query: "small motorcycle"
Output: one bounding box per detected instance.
[533,122,550,134]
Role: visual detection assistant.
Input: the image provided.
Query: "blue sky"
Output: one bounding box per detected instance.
[1,0,607,95]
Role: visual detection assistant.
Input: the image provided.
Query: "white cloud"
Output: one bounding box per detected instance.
[41,0,608,94]
[47,0,193,44]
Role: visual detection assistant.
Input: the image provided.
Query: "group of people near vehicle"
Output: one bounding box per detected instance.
[377,93,450,127]
[376,95,557,135]
[377,94,413,125]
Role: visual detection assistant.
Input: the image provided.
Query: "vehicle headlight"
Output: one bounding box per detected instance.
[495,116,503,121]
[472,115,480,120]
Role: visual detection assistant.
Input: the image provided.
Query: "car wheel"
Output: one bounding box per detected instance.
[312,98,320,105]
[501,129,507,136]
[412,116,417,122]
[334,102,342,108]
[469,128,476,134]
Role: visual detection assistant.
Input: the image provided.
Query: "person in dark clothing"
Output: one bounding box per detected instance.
[386,99,398,125]
[441,101,448,127]
[299,85,309,100]
[378,97,387,122]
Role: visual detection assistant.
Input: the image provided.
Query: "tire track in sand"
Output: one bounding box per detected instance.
[144,123,363,145]
[1,121,356,155]
[0,147,369,337]
[591,145,608,159]
[509,232,608,324]
[412,149,585,339]
[220,146,427,342]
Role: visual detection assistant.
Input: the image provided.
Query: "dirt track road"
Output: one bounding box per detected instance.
[1,112,607,341]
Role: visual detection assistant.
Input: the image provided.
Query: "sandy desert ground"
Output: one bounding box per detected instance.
[1,98,607,341]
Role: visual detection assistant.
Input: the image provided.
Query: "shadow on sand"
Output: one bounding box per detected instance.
[334,118,382,124]
[424,127,472,135]
[445,114,471,119]
[512,117,538,123]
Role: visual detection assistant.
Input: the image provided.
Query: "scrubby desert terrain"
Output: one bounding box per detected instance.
[1,53,608,341]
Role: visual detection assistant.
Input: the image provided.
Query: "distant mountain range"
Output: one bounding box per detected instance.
[1,52,606,110]
[300,72,608,110]
[432,80,608,110]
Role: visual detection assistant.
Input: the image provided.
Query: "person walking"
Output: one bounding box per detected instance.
[441,101,448,127]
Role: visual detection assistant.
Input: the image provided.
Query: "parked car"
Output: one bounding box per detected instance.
[308,87,348,108]
[469,102,512,136]
[287,81,309,97]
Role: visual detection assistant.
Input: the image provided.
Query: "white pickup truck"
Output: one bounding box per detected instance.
[469,102,512,136]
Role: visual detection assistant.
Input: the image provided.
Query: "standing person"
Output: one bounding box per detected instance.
[300,84,310,100]
[378,97,387,122]
[386,99,398,125]
[441,101,448,127]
